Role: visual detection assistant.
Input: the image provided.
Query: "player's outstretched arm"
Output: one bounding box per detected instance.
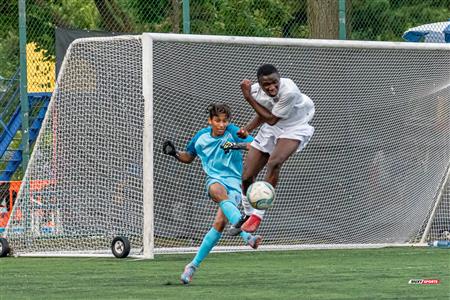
[162,140,195,164]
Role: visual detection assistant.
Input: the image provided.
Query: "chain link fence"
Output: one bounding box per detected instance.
[0,0,449,90]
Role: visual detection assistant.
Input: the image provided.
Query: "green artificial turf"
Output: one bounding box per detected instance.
[1,247,448,299]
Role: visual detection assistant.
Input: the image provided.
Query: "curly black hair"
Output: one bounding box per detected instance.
[207,103,232,120]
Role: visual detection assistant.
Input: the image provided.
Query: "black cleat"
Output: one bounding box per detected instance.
[228,215,250,236]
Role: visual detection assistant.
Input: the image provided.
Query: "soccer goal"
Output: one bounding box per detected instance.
[3,33,450,258]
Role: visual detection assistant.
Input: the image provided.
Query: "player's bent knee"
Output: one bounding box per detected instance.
[208,184,228,202]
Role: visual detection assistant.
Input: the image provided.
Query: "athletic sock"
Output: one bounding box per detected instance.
[191,227,222,267]
[239,230,251,243]
[241,194,255,216]
[242,194,266,219]
[218,200,242,225]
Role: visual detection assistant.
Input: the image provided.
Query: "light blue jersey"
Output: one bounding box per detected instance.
[186,123,253,195]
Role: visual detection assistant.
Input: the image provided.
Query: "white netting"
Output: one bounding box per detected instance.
[5,34,450,257]
[5,36,144,256]
[424,168,450,242]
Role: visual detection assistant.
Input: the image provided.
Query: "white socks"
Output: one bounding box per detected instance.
[241,194,265,218]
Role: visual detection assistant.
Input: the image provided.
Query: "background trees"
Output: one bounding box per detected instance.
[0,0,449,80]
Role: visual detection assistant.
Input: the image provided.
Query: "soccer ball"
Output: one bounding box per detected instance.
[246,181,275,210]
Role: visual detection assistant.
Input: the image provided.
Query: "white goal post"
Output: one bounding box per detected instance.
[4,33,450,258]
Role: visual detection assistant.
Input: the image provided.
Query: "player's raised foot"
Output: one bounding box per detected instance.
[180,263,197,284]
[241,214,262,233]
[228,215,250,236]
[247,235,262,249]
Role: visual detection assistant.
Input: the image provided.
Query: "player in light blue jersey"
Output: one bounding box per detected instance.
[162,103,262,285]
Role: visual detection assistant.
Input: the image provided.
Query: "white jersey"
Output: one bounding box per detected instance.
[251,78,315,128]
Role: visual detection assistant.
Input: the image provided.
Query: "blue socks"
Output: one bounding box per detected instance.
[191,200,249,268]
[191,227,222,267]
[239,230,251,243]
[219,200,242,225]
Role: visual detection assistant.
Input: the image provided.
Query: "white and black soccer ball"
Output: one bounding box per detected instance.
[246,181,275,210]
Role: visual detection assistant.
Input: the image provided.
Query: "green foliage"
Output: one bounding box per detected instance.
[124,0,173,33]
[49,0,100,29]
[0,32,19,78]
[126,0,169,25]
[282,0,308,38]
[0,0,449,78]
[0,0,19,78]
[351,0,450,41]
[390,0,450,9]
[0,1,17,33]
[191,0,294,37]
[352,0,393,40]
[26,0,100,58]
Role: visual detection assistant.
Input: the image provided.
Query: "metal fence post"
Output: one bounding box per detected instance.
[19,0,29,173]
[338,0,346,40]
[183,0,190,34]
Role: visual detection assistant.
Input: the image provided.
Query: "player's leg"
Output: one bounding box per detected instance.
[241,138,300,233]
[209,182,243,225]
[242,146,269,218]
[229,146,269,235]
[240,230,262,249]
[264,124,314,187]
[223,188,263,248]
[240,125,280,233]
[181,209,227,284]
[264,138,300,187]
[242,146,270,195]
[191,209,227,267]
[236,217,262,249]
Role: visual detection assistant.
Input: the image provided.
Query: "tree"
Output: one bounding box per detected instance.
[308,0,338,39]
[0,0,20,78]
[190,0,294,37]
[1,0,450,80]
[93,0,134,32]
[307,0,352,39]
[125,0,178,33]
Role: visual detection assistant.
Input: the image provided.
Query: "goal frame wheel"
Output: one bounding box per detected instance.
[0,237,10,257]
[111,236,130,258]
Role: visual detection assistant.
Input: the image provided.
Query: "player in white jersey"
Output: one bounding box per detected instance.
[231,64,315,234]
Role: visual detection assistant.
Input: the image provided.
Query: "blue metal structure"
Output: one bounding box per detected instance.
[403,21,450,43]
[0,82,51,181]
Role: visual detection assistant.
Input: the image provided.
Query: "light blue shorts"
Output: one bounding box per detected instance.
[206,178,242,206]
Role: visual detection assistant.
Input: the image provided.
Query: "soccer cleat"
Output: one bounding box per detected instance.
[241,214,262,233]
[228,215,250,236]
[247,235,262,249]
[180,263,197,284]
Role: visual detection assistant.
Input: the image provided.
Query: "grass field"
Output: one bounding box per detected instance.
[1,247,448,300]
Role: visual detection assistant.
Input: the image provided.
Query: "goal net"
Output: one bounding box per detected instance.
[4,34,450,257]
